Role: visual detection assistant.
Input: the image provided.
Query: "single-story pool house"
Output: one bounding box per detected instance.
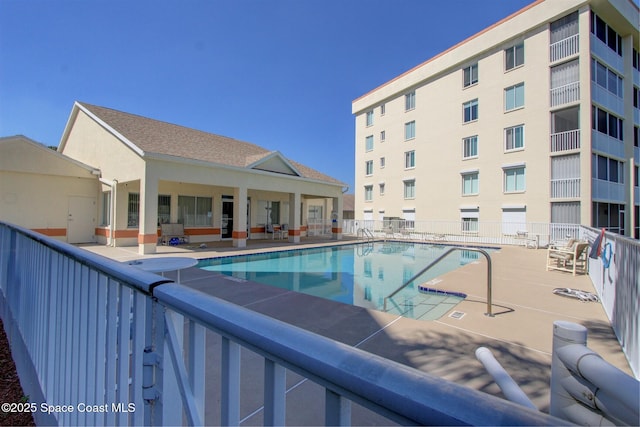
[0,102,347,254]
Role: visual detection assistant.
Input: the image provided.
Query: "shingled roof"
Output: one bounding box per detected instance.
[75,102,345,186]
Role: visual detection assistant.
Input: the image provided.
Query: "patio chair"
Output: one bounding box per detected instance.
[280,223,288,239]
[546,240,589,276]
[265,224,283,240]
[265,223,275,239]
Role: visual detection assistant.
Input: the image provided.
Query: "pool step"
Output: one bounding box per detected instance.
[386,289,466,321]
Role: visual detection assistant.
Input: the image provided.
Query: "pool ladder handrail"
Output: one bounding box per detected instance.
[383,247,494,317]
[357,227,374,242]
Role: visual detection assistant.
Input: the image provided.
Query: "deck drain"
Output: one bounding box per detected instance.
[449,311,466,320]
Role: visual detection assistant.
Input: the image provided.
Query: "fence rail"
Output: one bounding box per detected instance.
[550,34,579,62]
[0,221,565,426]
[550,81,580,107]
[343,219,580,248]
[550,129,580,152]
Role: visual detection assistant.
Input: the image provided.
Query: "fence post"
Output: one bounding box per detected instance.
[550,321,587,419]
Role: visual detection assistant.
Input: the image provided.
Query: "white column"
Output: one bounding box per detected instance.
[138,175,158,254]
[288,192,301,243]
[233,186,247,248]
[332,196,343,240]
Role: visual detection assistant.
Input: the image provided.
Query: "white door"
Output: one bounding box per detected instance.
[68,196,96,243]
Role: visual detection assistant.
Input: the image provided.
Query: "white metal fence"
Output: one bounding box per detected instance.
[580,226,640,379]
[343,219,581,248]
[0,221,563,426]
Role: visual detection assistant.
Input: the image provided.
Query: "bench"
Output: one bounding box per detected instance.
[160,223,189,245]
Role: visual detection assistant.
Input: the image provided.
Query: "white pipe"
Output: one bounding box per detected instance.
[557,344,639,425]
[475,347,537,410]
[111,180,118,246]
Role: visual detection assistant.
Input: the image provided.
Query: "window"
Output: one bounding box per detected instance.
[505,125,524,151]
[634,87,640,109]
[158,195,171,225]
[365,135,374,151]
[403,180,415,199]
[592,154,624,183]
[592,202,625,235]
[380,157,385,168]
[591,106,623,141]
[550,12,578,44]
[590,12,622,56]
[504,167,526,193]
[366,111,374,126]
[463,99,478,123]
[128,193,139,228]
[405,92,415,111]
[504,83,525,111]
[634,49,640,72]
[380,130,386,142]
[463,136,478,159]
[551,202,580,224]
[635,126,639,148]
[463,64,478,87]
[101,192,111,226]
[591,59,623,98]
[404,121,415,140]
[462,218,479,233]
[364,185,373,201]
[258,200,282,225]
[505,42,524,70]
[365,160,373,175]
[462,172,479,195]
[178,196,212,227]
[405,151,415,169]
[380,104,386,115]
[379,183,385,196]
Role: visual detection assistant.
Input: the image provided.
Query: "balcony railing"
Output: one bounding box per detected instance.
[551,178,581,199]
[0,221,563,426]
[550,34,579,63]
[550,129,580,152]
[550,81,580,107]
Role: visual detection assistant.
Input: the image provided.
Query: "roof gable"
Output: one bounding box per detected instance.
[0,135,98,178]
[246,151,301,176]
[66,102,344,186]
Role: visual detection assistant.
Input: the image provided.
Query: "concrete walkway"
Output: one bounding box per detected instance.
[81,238,633,423]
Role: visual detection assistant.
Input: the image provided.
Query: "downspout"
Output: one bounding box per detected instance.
[111,180,117,247]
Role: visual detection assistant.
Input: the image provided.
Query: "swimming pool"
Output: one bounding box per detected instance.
[198,242,485,321]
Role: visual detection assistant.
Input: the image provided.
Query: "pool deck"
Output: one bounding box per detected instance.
[81,237,633,421]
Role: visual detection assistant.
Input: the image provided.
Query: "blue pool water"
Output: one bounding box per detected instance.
[198,242,486,321]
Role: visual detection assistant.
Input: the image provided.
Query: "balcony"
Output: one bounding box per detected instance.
[592,178,625,202]
[591,82,624,117]
[592,130,625,158]
[551,178,580,199]
[590,34,623,73]
[550,34,578,63]
[550,81,579,107]
[550,129,580,153]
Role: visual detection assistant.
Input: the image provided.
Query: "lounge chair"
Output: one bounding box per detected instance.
[546,240,589,276]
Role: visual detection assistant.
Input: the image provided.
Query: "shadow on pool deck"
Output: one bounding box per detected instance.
[80,238,632,423]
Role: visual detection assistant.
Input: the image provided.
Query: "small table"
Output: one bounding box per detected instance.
[124,257,198,283]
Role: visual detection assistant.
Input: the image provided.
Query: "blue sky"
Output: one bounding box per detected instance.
[1,0,537,191]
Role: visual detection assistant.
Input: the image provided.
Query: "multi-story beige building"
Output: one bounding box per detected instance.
[353,0,639,239]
